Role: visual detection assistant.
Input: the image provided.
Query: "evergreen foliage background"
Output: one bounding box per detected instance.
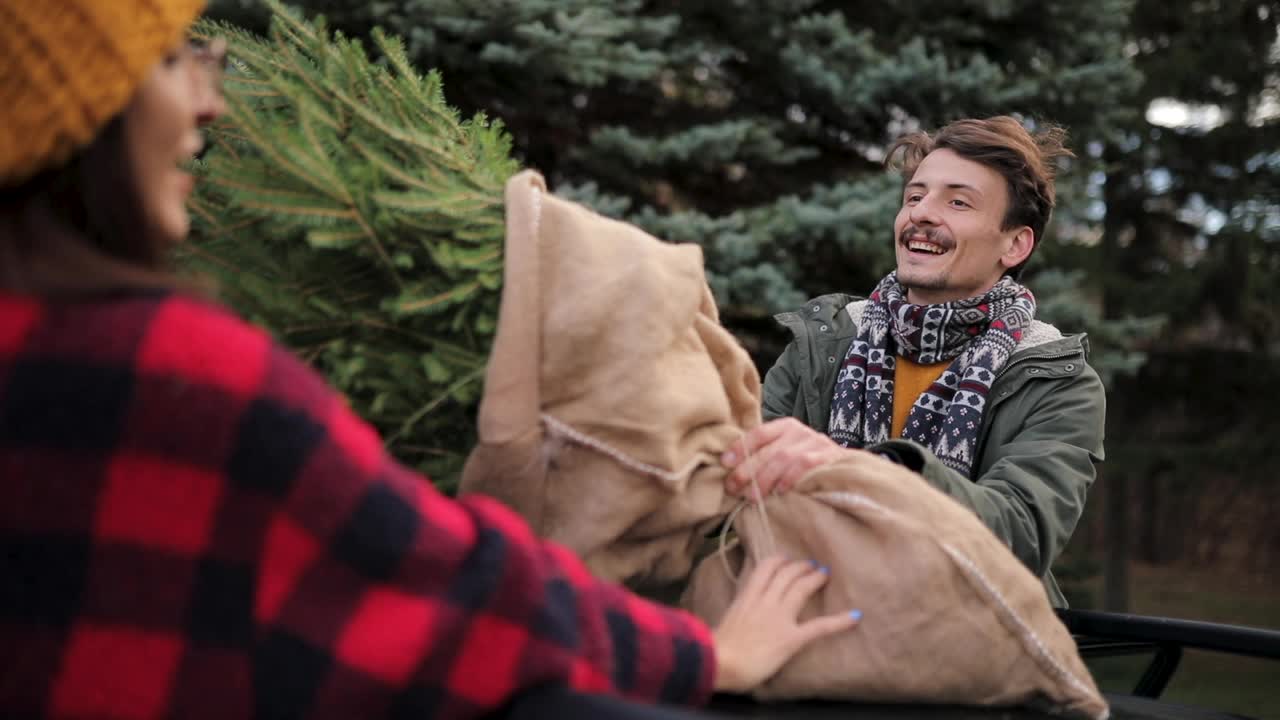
[207,0,1163,371]
[198,0,1279,510]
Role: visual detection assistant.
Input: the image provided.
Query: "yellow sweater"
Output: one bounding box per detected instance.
[891,356,951,438]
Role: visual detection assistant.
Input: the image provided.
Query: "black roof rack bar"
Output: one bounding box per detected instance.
[1058,609,1280,700]
[1057,609,1280,661]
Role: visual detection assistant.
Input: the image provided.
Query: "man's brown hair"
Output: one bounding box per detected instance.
[886,116,1074,278]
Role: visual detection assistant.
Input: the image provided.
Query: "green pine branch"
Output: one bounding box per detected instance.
[187,0,519,488]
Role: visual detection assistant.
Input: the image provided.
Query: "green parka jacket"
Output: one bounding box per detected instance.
[762,293,1106,607]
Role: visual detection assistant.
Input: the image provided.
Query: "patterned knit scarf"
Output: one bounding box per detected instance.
[827,272,1036,477]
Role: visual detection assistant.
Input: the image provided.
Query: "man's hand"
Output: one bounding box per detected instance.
[711,555,861,694]
[721,418,853,498]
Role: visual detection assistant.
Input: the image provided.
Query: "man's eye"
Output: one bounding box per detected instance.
[905,194,923,203]
[950,199,971,208]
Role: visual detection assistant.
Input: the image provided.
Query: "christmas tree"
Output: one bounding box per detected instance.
[188,1,517,487]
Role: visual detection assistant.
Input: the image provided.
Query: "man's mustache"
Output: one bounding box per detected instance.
[898,225,952,248]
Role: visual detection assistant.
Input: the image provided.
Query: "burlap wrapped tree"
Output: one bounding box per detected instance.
[186,1,516,487]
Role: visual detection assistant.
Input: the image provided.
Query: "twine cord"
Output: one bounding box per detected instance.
[716,429,777,585]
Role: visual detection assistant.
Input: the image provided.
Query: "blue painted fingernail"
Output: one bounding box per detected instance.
[819,565,830,574]
[849,609,863,621]
[808,559,820,568]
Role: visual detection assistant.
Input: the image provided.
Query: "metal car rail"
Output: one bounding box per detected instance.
[1059,609,1280,700]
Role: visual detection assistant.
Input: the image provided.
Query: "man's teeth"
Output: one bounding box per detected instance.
[908,240,946,254]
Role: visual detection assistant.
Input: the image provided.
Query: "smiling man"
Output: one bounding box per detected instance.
[722,116,1106,607]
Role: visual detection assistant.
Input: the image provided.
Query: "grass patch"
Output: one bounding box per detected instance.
[1075,563,1280,718]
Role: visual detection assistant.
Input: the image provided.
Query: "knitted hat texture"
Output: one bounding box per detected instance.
[0,0,206,185]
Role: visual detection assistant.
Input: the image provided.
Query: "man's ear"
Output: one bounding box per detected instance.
[1000,227,1035,270]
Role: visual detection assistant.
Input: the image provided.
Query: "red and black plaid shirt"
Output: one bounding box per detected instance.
[0,289,715,719]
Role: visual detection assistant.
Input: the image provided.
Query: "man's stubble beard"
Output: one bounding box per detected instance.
[895,224,954,294]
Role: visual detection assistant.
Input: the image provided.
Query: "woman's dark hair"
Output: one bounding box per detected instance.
[0,114,186,295]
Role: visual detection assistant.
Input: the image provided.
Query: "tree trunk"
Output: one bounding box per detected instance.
[1139,464,1166,564]
[1101,146,1131,613]
[1104,468,1130,612]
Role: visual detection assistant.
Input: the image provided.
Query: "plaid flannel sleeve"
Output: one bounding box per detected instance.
[164,300,717,718]
[2,295,713,719]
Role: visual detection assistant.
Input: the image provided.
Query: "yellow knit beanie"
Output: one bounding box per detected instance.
[0,0,207,187]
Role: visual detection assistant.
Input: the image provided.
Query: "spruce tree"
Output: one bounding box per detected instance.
[188,2,517,487]
[1094,0,1280,349]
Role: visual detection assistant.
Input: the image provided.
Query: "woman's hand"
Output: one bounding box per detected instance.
[722,418,853,498]
[711,555,861,694]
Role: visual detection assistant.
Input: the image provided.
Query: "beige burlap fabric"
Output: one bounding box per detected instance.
[682,450,1107,718]
[458,169,760,586]
[461,169,1107,719]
